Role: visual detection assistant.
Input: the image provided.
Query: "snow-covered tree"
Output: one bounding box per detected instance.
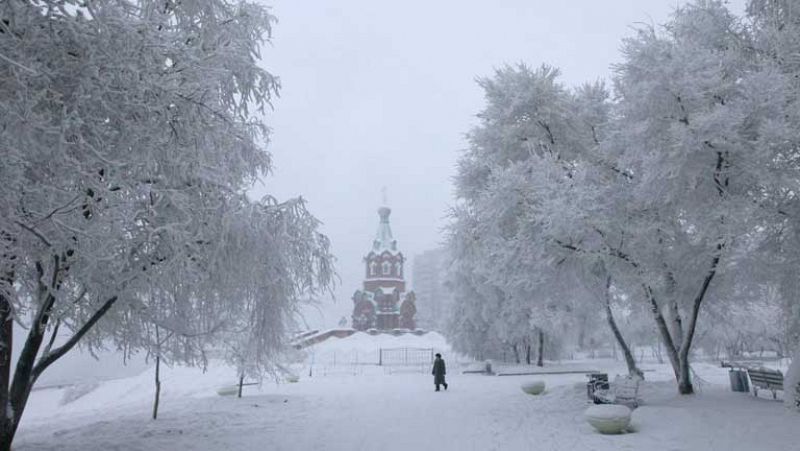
[217,197,333,395]
[0,1,334,447]
[447,0,800,395]
[446,64,641,372]
[606,0,800,393]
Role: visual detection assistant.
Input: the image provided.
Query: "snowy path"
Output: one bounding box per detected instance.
[15,363,799,451]
[17,371,583,451]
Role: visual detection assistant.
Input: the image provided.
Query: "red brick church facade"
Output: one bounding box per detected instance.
[351,206,416,330]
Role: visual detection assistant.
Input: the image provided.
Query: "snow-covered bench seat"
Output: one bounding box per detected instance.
[591,375,641,408]
[747,368,783,399]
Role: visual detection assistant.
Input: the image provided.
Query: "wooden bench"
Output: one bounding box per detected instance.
[591,375,641,408]
[747,368,784,399]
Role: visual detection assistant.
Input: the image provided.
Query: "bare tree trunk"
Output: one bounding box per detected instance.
[645,248,721,395]
[525,342,531,365]
[577,315,587,349]
[676,254,721,395]
[2,287,117,450]
[668,298,683,351]
[604,276,644,379]
[238,374,245,398]
[536,330,544,367]
[152,355,161,420]
[653,343,664,364]
[0,292,13,451]
[512,343,520,364]
[3,258,61,448]
[644,285,681,380]
[661,266,683,352]
[0,250,117,450]
[0,234,14,421]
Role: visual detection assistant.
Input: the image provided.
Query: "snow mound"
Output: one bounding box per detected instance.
[310,331,450,353]
[521,380,545,395]
[585,404,632,434]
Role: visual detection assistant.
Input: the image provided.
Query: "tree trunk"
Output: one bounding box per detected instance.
[675,254,721,395]
[604,276,644,379]
[512,343,520,364]
[668,298,683,351]
[536,330,544,367]
[0,292,13,451]
[645,247,721,395]
[653,343,664,364]
[577,315,587,349]
[678,359,693,395]
[152,355,161,420]
[4,259,60,446]
[644,285,681,379]
[525,342,531,365]
[0,256,117,450]
[238,374,245,398]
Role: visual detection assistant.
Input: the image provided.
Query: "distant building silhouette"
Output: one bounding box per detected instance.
[412,248,453,332]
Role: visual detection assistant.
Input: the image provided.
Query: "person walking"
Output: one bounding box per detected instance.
[432,353,448,391]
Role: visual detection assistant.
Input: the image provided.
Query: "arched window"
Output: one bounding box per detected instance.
[382,261,391,275]
[395,261,402,277]
[369,261,377,276]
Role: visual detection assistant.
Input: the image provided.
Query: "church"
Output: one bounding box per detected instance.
[351,205,416,330]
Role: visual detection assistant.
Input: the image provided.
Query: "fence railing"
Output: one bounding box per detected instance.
[378,347,434,366]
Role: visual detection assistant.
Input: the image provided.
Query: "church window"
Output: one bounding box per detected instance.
[370,261,377,276]
[382,261,391,275]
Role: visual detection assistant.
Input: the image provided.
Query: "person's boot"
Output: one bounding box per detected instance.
[435,385,440,392]
[444,383,448,390]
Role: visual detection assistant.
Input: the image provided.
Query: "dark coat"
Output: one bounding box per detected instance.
[432,358,446,384]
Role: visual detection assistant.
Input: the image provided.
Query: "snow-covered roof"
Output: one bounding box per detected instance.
[372,206,399,254]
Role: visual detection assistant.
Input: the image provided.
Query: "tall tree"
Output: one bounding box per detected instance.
[0,1,334,448]
[447,1,800,395]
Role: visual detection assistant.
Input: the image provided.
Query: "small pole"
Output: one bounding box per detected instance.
[152,355,161,420]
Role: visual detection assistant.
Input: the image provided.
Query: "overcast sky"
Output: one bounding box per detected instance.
[250,0,746,328]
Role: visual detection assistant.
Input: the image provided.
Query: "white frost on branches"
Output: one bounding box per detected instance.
[446,0,800,394]
[0,0,334,445]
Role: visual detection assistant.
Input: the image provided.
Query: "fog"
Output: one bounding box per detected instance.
[249,0,746,328]
[10,1,800,450]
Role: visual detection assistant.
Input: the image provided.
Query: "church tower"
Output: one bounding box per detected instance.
[352,205,416,331]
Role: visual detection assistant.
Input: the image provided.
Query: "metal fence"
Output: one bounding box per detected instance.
[378,347,435,366]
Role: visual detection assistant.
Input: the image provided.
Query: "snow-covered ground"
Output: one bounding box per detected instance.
[16,333,798,451]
